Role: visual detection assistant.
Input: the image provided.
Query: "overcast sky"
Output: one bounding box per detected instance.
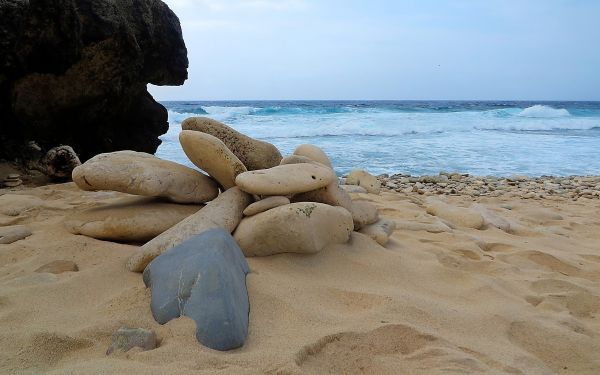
[149,0,600,101]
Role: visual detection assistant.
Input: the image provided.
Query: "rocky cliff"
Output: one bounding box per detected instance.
[0,0,188,163]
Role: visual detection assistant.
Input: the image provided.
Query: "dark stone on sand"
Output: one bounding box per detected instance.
[106,327,156,355]
[0,0,188,164]
[143,228,250,351]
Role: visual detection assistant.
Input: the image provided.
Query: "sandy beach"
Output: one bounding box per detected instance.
[1,176,599,374]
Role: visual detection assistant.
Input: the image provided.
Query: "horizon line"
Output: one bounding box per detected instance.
[156,98,600,102]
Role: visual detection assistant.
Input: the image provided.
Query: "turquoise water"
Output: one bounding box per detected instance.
[157,101,600,176]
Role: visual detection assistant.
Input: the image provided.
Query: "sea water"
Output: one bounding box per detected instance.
[157,101,600,176]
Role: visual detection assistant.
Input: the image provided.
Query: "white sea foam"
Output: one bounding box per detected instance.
[157,103,600,176]
[518,105,571,118]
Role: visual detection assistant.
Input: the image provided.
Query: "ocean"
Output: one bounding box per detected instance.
[157,101,600,177]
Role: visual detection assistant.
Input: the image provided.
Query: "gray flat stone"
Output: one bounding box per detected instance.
[143,228,250,351]
[106,327,156,355]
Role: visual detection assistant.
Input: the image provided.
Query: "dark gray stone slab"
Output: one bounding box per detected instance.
[143,228,250,351]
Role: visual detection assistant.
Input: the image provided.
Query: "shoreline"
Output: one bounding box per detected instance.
[373,173,600,200]
[3,160,600,200]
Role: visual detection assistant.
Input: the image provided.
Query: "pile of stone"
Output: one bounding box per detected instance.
[379,172,600,200]
[69,116,395,352]
[3,173,22,187]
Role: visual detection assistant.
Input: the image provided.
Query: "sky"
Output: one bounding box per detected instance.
[149,0,600,101]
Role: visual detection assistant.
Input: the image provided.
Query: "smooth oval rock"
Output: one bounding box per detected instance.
[292,144,333,168]
[351,200,379,230]
[346,170,381,194]
[143,228,249,351]
[425,198,484,229]
[35,260,78,274]
[72,151,218,204]
[292,182,353,211]
[179,130,247,189]
[243,196,290,216]
[65,196,202,243]
[127,187,252,272]
[359,219,397,246]
[182,117,282,170]
[0,225,32,244]
[234,202,353,256]
[235,163,335,196]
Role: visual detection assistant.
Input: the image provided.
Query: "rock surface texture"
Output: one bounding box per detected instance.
[127,187,252,272]
[234,202,354,256]
[72,151,218,204]
[292,144,333,168]
[243,196,290,216]
[179,130,247,190]
[292,182,353,212]
[143,229,250,351]
[346,170,382,194]
[358,219,397,246]
[0,225,32,244]
[235,164,336,196]
[351,200,380,230]
[65,196,202,242]
[182,117,282,170]
[0,0,188,163]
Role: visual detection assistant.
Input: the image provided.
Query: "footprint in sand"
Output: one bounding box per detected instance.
[497,250,581,276]
[528,278,600,318]
[508,320,600,374]
[296,324,504,374]
[322,288,392,314]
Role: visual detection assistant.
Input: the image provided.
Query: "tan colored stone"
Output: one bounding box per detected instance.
[346,170,381,194]
[234,203,353,257]
[65,196,202,243]
[126,187,252,272]
[243,196,290,216]
[182,117,282,170]
[425,198,484,229]
[0,225,32,244]
[35,260,78,274]
[72,151,218,204]
[280,155,320,166]
[292,182,353,211]
[293,144,332,168]
[340,185,368,194]
[179,130,247,189]
[235,163,335,196]
[359,219,396,246]
[351,200,379,230]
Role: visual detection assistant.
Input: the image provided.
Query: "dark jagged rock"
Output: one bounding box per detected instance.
[0,0,188,163]
[143,228,250,351]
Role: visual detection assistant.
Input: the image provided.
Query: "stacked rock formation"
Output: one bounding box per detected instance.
[69,116,395,351]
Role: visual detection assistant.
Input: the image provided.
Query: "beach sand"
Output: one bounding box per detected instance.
[1,181,599,374]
